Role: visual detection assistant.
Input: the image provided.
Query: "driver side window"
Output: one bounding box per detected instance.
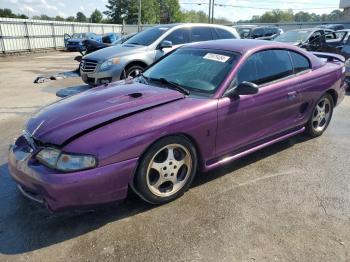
[164,28,190,45]
[236,50,294,86]
[309,31,322,43]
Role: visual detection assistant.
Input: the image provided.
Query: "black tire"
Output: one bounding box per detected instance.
[122,65,145,79]
[305,93,334,137]
[134,136,198,204]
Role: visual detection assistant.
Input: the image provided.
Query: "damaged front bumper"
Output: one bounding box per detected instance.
[8,137,138,212]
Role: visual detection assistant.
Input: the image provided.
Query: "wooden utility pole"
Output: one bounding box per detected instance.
[138,0,141,32]
[211,0,215,23]
[208,0,212,23]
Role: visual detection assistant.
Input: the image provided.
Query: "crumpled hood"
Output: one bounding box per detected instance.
[26,81,184,145]
[84,44,148,62]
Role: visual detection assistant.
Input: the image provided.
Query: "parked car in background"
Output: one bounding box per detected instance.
[316,24,345,31]
[80,23,240,86]
[234,25,283,40]
[274,28,336,51]
[65,32,102,52]
[344,59,350,88]
[81,33,136,56]
[8,39,346,212]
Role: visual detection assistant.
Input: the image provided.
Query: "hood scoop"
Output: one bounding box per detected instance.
[129,92,142,98]
[106,93,143,104]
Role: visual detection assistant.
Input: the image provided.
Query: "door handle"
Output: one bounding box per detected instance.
[287,91,298,100]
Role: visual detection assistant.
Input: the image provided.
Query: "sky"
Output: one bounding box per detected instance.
[0,0,342,22]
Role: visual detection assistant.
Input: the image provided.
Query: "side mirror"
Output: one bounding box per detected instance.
[225,81,259,97]
[159,40,173,50]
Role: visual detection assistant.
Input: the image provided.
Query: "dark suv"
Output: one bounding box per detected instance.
[234,25,283,40]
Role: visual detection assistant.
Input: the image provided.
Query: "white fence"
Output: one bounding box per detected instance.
[0,18,124,53]
[2,17,350,54]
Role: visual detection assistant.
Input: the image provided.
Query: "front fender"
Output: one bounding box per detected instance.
[62,98,218,170]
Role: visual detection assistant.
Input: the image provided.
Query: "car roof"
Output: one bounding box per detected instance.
[185,39,300,55]
[152,23,234,29]
[235,25,278,29]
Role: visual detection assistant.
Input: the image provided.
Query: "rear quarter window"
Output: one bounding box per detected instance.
[289,51,311,74]
[215,28,236,39]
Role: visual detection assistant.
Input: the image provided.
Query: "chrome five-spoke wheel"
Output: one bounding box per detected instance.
[306,93,334,137]
[311,97,331,132]
[146,144,192,197]
[135,136,197,204]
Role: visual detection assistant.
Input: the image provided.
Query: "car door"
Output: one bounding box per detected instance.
[341,37,350,59]
[155,28,190,60]
[215,49,302,157]
[307,30,325,51]
[64,33,71,47]
[251,28,264,39]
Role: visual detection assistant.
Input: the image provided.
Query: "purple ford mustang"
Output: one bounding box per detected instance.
[8,39,346,212]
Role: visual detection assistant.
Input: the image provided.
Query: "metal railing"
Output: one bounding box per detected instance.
[2,17,350,54]
[0,18,123,54]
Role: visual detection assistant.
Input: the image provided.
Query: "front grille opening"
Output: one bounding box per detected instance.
[80,59,98,73]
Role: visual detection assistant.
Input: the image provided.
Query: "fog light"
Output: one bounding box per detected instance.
[99,78,112,84]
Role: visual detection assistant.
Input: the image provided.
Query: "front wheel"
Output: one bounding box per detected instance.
[134,136,197,204]
[123,65,145,79]
[305,93,334,137]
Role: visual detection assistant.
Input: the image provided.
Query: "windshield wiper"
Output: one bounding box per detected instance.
[150,77,190,95]
[127,42,142,45]
[137,73,149,85]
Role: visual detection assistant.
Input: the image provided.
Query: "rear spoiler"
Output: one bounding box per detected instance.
[311,52,345,63]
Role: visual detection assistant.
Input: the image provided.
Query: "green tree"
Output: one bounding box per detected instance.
[32,14,53,20]
[0,8,28,19]
[66,16,76,22]
[104,0,133,24]
[90,9,103,23]
[327,9,343,21]
[0,8,14,18]
[141,0,160,24]
[76,11,87,22]
[104,0,182,24]
[55,16,65,21]
[294,11,311,22]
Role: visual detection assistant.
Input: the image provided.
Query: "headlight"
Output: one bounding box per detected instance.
[100,57,120,71]
[36,148,97,172]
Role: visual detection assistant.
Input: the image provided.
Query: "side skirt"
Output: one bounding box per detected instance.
[205,126,305,171]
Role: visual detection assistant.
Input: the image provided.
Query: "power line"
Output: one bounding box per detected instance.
[180,2,338,10]
[180,0,338,7]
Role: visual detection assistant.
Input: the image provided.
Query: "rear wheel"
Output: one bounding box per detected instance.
[305,93,334,137]
[135,136,197,204]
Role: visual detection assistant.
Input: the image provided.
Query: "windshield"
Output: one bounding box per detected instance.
[124,27,170,46]
[274,30,312,43]
[72,33,86,39]
[143,48,240,95]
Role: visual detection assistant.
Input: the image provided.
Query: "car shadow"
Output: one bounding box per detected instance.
[0,133,312,255]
